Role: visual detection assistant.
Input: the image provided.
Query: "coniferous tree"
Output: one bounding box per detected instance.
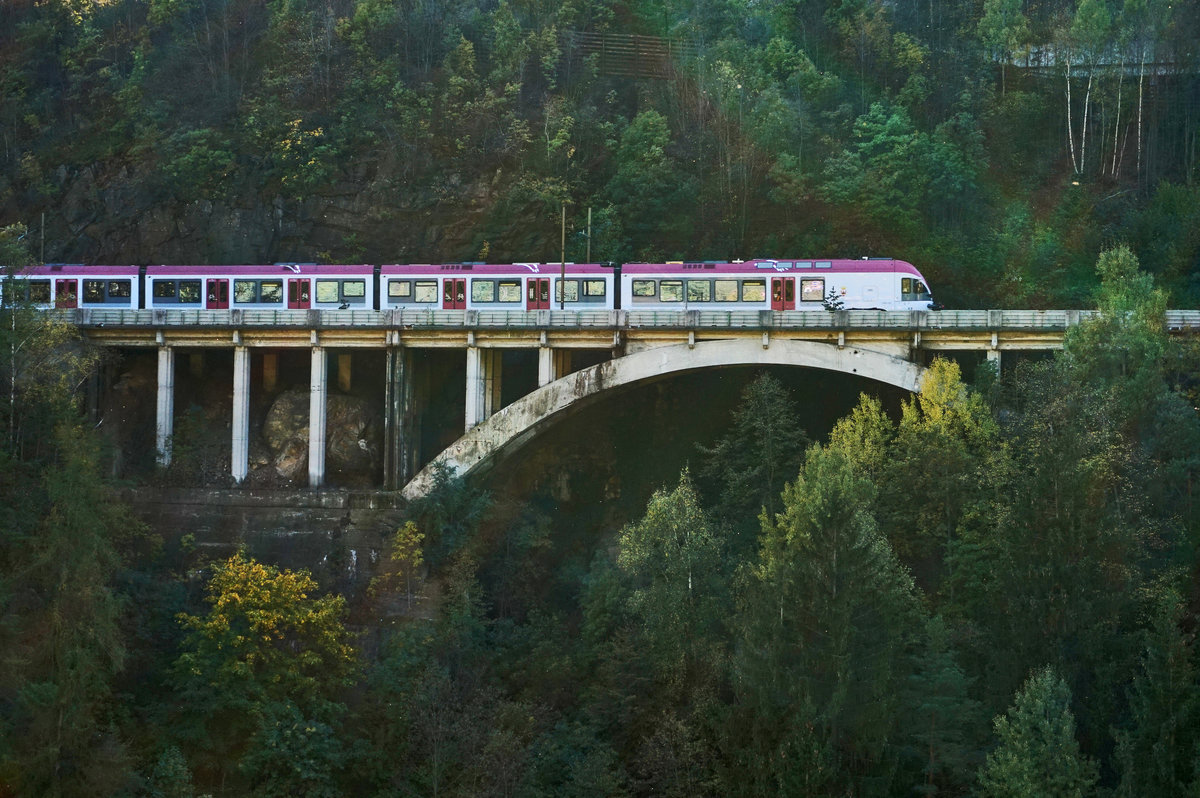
[732,445,924,794]
[977,666,1099,798]
[696,372,810,528]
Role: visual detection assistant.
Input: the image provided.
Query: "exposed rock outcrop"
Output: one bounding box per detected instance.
[262,388,381,486]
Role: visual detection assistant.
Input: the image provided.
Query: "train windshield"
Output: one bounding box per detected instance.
[901,277,931,301]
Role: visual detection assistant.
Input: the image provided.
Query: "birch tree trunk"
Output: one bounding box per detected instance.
[1067,61,1080,174]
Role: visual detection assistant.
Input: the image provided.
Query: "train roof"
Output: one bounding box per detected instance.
[15,264,141,276]
[145,264,372,276]
[381,263,617,275]
[621,258,924,276]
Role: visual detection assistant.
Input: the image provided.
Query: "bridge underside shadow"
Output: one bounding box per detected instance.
[401,338,926,499]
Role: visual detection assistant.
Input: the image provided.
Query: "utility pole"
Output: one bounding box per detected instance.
[586,207,592,263]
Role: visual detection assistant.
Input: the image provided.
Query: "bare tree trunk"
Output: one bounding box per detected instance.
[1137,49,1145,182]
[1081,71,1094,174]
[1111,62,1124,176]
[1066,62,1080,173]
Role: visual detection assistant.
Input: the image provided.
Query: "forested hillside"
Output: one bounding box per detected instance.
[2,232,1200,796]
[1,0,1198,306]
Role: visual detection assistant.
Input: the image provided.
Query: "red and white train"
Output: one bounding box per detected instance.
[1,258,939,312]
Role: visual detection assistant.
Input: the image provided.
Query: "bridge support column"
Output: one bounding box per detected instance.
[384,347,419,490]
[338,353,352,393]
[231,346,250,483]
[465,347,502,430]
[309,347,328,488]
[262,352,278,393]
[986,348,1001,373]
[155,346,175,467]
[485,350,502,418]
[538,348,573,386]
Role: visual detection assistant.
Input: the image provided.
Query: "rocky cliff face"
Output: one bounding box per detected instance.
[35,158,535,265]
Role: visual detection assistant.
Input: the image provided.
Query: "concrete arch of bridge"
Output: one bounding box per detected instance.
[401,338,926,499]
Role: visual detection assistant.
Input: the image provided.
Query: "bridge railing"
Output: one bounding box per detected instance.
[57,307,1200,331]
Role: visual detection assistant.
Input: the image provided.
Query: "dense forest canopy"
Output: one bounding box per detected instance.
[0,0,1198,306]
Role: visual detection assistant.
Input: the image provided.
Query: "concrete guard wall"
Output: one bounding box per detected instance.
[402,338,926,498]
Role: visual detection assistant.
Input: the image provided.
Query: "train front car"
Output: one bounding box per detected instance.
[620,258,939,311]
[380,263,617,312]
[146,264,376,311]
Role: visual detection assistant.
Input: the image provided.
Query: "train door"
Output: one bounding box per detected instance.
[206,278,229,309]
[55,279,77,309]
[287,278,311,309]
[771,276,795,310]
[442,278,466,309]
[526,277,550,310]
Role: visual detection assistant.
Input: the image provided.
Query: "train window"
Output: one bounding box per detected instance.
[816,261,832,269]
[234,280,257,303]
[741,280,766,302]
[316,280,340,303]
[687,280,711,302]
[632,280,656,298]
[414,281,438,302]
[557,280,579,302]
[584,280,606,297]
[29,280,51,303]
[179,281,201,303]
[108,280,131,298]
[795,261,812,269]
[902,279,930,300]
[472,280,496,302]
[389,280,412,299]
[659,280,683,302]
[714,280,738,302]
[260,281,283,303]
[343,280,365,298]
[154,281,177,299]
[498,280,521,302]
[84,280,105,302]
[776,261,792,269]
[801,278,825,301]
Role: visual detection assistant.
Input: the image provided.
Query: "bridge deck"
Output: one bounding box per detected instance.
[62,308,1200,351]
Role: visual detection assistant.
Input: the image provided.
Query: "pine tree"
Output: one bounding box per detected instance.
[977,666,1099,798]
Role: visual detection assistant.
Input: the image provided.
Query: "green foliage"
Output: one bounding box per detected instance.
[172,552,356,786]
[603,110,695,260]
[407,462,492,566]
[0,423,137,797]
[145,745,194,798]
[696,372,810,525]
[1111,588,1200,797]
[616,472,729,692]
[977,666,1099,798]
[239,700,344,798]
[376,519,425,609]
[733,445,924,793]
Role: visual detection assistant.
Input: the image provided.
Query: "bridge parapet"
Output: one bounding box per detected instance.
[58,307,1187,332]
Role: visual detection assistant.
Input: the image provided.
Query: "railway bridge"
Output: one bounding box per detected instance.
[68,307,1200,497]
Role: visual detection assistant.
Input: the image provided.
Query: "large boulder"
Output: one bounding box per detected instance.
[262,388,380,485]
